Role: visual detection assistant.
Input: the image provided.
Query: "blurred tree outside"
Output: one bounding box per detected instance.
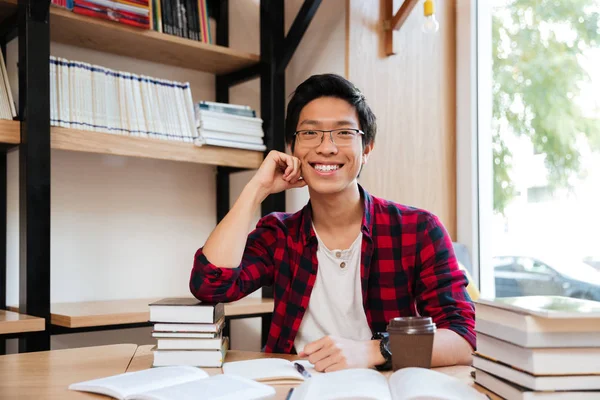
[492,0,600,213]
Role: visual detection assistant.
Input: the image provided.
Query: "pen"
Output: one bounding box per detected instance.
[294,362,312,379]
[285,388,295,400]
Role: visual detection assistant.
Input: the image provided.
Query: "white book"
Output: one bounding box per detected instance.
[173,82,191,142]
[198,130,264,145]
[118,71,129,134]
[0,50,16,118]
[196,108,263,123]
[195,136,267,151]
[83,62,94,131]
[473,355,600,391]
[61,58,71,128]
[49,57,58,124]
[182,83,197,141]
[131,73,148,137]
[148,298,224,324]
[69,366,274,400]
[139,76,154,138]
[198,120,265,136]
[153,339,227,368]
[152,332,218,339]
[153,319,224,333]
[223,358,319,385]
[477,333,600,375]
[156,336,223,350]
[289,367,487,400]
[475,370,599,400]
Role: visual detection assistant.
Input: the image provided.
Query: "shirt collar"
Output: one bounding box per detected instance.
[301,184,375,244]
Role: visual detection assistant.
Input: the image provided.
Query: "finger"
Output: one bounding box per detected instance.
[288,159,302,183]
[324,360,346,373]
[302,336,331,356]
[314,352,343,373]
[308,343,338,366]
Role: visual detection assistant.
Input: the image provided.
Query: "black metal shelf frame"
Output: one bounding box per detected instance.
[0,0,320,354]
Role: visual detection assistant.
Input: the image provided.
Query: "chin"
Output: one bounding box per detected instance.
[305,178,356,195]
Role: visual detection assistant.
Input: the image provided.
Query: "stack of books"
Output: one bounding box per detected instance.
[149,298,228,367]
[49,56,197,142]
[73,0,151,29]
[151,0,212,43]
[473,296,600,399]
[194,101,266,152]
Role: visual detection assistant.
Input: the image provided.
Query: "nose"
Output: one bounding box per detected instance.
[315,132,338,155]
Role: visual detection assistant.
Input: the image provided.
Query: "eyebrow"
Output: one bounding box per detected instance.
[298,119,358,128]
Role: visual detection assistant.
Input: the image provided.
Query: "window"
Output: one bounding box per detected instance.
[475,0,600,301]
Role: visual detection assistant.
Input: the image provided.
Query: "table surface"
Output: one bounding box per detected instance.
[0,344,500,399]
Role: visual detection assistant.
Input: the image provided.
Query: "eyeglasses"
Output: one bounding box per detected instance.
[293,129,364,147]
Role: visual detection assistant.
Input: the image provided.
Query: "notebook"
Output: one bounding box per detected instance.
[222,358,320,384]
[288,367,487,400]
[68,366,275,400]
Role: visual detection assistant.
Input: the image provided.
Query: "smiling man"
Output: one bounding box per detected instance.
[190,74,475,372]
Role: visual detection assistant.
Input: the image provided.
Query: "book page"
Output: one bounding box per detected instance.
[389,367,487,400]
[129,374,275,400]
[222,358,305,382]
[291,369,392,400]
[69,366,208,399]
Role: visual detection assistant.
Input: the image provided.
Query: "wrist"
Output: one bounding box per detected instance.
[368,339,386,368]
[242,181,270,207]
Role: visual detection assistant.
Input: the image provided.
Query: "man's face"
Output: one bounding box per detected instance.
[292,97,373,195]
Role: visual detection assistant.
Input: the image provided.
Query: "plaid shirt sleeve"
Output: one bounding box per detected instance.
[189,215,280,303]
[413,213,477,350]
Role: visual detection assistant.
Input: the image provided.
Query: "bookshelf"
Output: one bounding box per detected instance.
[0,1,259,74]
[0,310,45,335]
[0,120,19,144]
[3,0,313,353]
[0,120,262,168]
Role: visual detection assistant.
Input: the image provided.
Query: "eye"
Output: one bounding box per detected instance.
[337,130,355,136]
[300,130,318,136]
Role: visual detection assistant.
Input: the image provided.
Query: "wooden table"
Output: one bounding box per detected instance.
[0,344,500,399]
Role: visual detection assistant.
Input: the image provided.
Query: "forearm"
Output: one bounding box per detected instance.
[430,329,473,367]
[202,183,268,268]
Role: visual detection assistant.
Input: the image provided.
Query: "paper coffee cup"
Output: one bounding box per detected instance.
[387,316,436,370]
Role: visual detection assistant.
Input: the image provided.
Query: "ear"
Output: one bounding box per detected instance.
[362,141,374,165]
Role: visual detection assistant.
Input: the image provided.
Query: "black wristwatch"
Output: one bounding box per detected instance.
[371,332,392,371]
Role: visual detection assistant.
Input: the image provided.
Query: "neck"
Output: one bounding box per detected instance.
[309,182,363,233]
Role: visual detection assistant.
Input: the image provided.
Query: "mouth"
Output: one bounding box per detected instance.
[309,163,344,175]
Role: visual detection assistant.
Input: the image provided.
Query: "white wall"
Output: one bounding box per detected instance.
[5,0,346,353]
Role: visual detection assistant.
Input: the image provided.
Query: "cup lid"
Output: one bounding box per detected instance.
[388,316,435,329]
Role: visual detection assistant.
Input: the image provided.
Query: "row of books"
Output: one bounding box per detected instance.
[0,52,16,120]
[473,296,600,399]
[148,298,228,367]
[50,56,197,142]
[51,0,212,43]
[195,102,266,151]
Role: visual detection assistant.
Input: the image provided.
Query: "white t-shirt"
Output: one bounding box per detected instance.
[293,226,373,353]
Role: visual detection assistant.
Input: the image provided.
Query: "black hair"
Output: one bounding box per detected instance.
[285,74,377,152]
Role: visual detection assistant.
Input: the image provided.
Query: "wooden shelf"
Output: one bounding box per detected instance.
[0,1,259,74]
[0,119,19,144]
[0,310,45,335]
[9,297,275,329]
[52,126,263,169]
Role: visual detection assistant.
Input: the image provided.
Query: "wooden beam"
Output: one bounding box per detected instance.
[384,0,420,56]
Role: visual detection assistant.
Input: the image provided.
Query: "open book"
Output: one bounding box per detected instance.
[222,358,320,384]
[288,367,487,400]
[68,366,275,400]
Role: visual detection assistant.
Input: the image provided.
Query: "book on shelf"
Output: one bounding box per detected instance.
[51,0,74,9]
[148,298,223,324]
[475,370,599,400]
[50,56,196,143]
[69,364,275,400]
[73,0,151,29]
[152,337,228,367]
[475,296,600,347]
[473,354,600,392]
[153,0,211,43]
[0,51,16,120]
[195,102,266,151]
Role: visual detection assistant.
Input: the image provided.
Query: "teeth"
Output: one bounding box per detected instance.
[314,164,340,172]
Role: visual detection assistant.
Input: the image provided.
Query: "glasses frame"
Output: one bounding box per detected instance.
[293,128,365,147]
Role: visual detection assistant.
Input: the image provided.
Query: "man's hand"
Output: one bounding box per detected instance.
[298,336,384,373]
[248,150,306,201]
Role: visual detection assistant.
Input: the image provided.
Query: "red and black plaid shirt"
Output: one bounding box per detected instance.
[190,185,476,353]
